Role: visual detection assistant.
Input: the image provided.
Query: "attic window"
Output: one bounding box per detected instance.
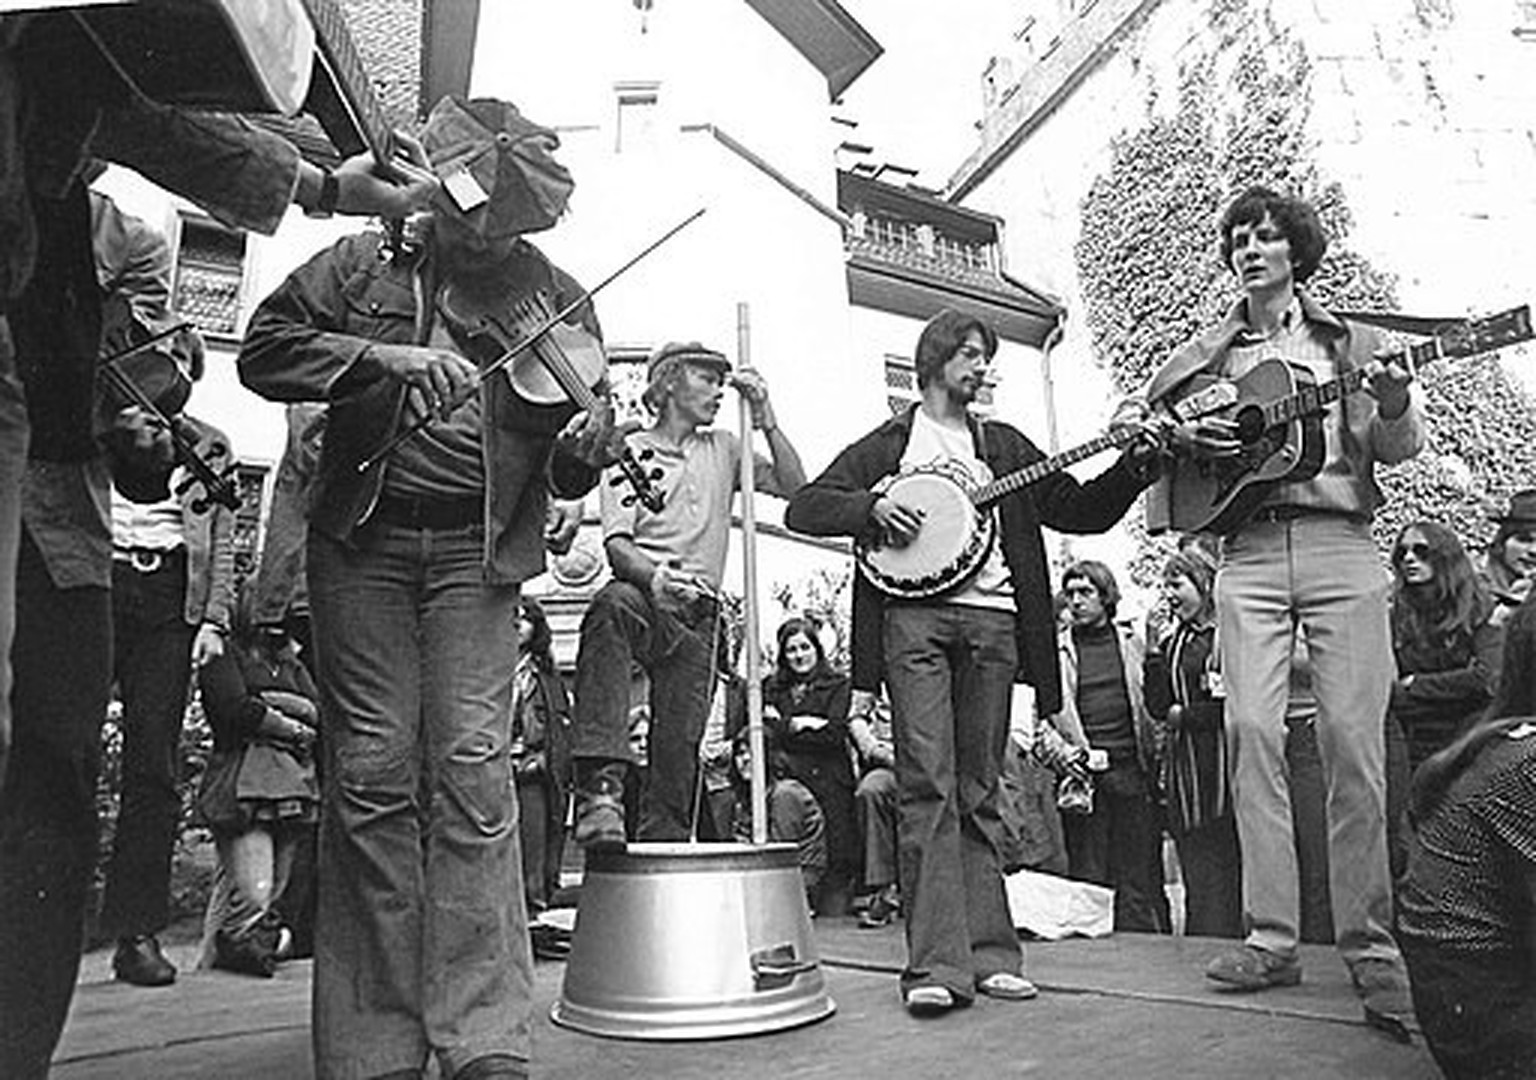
[615,81,660,152]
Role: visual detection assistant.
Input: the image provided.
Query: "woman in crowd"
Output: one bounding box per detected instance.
[1481,490,1536,627]
[1144,544,1241,938]
[510,597,573,914]
[1389,520,1502,771]
[1397,594,1536,1079]
[194,586,319,977]
[762,616,858,914]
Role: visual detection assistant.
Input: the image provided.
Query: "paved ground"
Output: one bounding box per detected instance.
[53,917,1442,1079]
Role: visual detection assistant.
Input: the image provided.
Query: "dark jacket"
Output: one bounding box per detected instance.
[784,405,1148,716]
[1391,614,1503,769]
[239,229,600,585]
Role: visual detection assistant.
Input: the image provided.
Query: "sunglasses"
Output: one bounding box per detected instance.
[1395,542,1431,560]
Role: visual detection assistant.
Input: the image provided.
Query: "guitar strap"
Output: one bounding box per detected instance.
[1331,310,1475,337]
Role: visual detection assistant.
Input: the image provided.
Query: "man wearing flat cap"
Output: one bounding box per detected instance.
[570,341,805,849]
[240,96,613,1080]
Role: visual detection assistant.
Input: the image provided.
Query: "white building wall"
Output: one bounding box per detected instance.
[954,0,1536,598]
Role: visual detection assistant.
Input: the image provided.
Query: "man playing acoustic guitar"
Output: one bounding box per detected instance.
[1126,186,1422,1040]
[786,309,1159,1016]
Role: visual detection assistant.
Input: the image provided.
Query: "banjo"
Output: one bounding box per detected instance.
[854,418,1194,599]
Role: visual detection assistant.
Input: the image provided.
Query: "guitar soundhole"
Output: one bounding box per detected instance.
[1233,405,1269,445]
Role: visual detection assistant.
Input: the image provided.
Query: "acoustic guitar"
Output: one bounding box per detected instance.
[1160,305,1534,535]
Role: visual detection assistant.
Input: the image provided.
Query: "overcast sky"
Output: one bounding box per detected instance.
[834,0,1021,188]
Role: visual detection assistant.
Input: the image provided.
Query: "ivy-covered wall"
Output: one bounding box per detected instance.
[1073,0,1536,585]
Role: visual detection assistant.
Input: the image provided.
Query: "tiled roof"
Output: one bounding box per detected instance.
[342,0,422,130]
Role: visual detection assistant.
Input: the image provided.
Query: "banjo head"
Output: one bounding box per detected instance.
[856,466,995,599]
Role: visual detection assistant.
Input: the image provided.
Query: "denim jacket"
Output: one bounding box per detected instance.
[239,229,601,585]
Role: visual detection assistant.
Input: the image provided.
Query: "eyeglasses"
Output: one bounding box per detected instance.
[1396,542,1431,560]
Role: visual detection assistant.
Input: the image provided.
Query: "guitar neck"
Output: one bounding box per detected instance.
[302,0,394,164]
[1259,306,1534,428]
[974,428,1136,508]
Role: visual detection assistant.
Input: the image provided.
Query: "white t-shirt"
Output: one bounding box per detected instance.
[901,409,1013,611]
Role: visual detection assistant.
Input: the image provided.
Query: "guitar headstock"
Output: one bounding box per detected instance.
[1438,305,1534,359]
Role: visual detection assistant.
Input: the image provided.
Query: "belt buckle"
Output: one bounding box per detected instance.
[129,549,164,574]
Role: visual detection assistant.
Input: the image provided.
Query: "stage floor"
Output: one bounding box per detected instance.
[53,915,1441,1079]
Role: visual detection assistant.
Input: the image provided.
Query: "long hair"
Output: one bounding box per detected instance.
[519,596,555,673]
[913,308,998,389]
[1390,520,1491,665]
[769,616,830,689]
[1411,592,1536,823]
[1218,185,1328,285]
[1061,559,1121,620]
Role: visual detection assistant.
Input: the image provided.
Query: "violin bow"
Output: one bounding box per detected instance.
[356,206,708,474]
[96,322,242,513]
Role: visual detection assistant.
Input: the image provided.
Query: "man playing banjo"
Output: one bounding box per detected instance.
[785,308,1159,1015]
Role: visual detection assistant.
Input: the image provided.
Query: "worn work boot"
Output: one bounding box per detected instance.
[573,760,628,853]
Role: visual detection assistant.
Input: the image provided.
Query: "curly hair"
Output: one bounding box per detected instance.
[1218,185,1328,285]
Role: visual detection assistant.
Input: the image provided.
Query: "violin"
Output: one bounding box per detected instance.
[355,206,706,486]
[437,285,666,513]
[95,296,240,515]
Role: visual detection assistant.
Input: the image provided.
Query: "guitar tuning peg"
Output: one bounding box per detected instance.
[621,494,636,507]
[648,468,663,482]
[637,447,654,462]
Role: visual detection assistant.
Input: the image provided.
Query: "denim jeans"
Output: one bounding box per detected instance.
[307,523,530,1080]
[1217,516,1400,967]
[100,553,195,939]
[884,603,1021,1000]
[0,532,111,1079]
[571,580,716,840]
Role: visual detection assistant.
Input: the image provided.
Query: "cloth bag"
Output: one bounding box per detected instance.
[1004,868,1115,940]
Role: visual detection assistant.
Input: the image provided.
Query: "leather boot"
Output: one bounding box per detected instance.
[573,759,628,852]
[113,934,177,987]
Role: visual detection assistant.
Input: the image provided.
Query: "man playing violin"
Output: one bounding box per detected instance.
[1,12,439,1074]
[1121,186,1421,1039]
[785,308,1159,1016]
[570,341,806,850]
[240,96,614,1080]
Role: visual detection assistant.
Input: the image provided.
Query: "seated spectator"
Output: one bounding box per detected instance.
[849,692,898,927]
[510,598,572,914]
[1480,490,1536,627]
[1397,594,1536,1079]
[732,727,827,911]
[194,586,319,977]
[1144,545,1242,938]
[763,616,858,915]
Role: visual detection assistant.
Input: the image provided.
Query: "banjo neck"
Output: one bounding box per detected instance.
[971,427,1140,509]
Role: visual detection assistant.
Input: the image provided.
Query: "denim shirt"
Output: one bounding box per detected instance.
[239,229,601,585]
